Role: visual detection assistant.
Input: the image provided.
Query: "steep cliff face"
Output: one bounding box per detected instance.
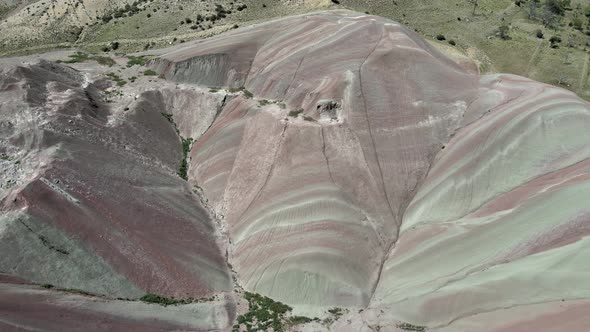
[1,10,589,332]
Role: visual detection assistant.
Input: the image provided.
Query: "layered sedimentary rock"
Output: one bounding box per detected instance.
[1,9,589,332]
[0,61,232,299]
[153,12,480,312]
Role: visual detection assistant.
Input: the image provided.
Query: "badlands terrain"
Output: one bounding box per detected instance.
[0,7,589,332]
[5,0,590,100]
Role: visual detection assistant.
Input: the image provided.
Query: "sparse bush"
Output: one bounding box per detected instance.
[143,69,157,76]
[161,112,174,124]
[288,316,313,325]
[139,294,181,306]
[95,56,116,66]
[397,322,426,331]
[178,137,193,180]
[436,34,446,41]
[127,55,147,67]
[232,292,294,332]
[288,109,303,117]
[573,16,585,30]
[242,88,253,98]
[550,35,562,48]
[64,51,90,63]
[448,39,456,46]
[535,29,544,38]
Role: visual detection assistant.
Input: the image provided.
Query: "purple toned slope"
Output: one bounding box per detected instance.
[0,278,233,332]
[0,60,231,299]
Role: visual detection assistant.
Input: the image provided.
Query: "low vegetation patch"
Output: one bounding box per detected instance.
[160,113,193,180]
[178,137,194,180]
[39,284,97,297]
[227,86,253,98]
[64,52,90,63]
[102,88,123,103]
[94,56,116,66]
[105,72,127,87]
[322,307,347,325]
[127,55,147,67]
[161,112,175,126]
[288,316,314,325]
[62,52,115,67]
[288,109,304,117]
[242,88,253,98]
[397,322,427,331]
[143,69,158,76]
[233,292,312,332]
[139,293,214,306]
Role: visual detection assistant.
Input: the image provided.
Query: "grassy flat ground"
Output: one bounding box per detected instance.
[2,0,590,99]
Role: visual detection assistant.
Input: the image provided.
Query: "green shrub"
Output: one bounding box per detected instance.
[139,294,180,306]
[288,109,303,117]
[233,292,295,332]
[127,55,147,67]
[160,114,173,125]
[64,52,90,63]
[178,137,194,180]
[143,69,158,76]
[242,88,253,98]
[288,316,312,325]
[550,35,562,48]
[397,322,427,331]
